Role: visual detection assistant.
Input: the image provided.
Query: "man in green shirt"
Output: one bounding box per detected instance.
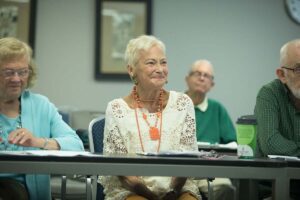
[255,39,300,157]
[185,59,236,200]
[185,59,237,145]
[255,39,300,199]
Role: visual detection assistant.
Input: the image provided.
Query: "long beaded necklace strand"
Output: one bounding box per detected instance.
[132,86,163,152]
[133,86,163,140]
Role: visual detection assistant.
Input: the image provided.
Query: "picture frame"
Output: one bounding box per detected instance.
[0,0,37,51]
[95,0,152,81]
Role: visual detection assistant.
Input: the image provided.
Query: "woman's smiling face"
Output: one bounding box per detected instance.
[133,45,168,89]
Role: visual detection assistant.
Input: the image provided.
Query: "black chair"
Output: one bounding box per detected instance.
[0,179,29,200]
[88,117,106,200]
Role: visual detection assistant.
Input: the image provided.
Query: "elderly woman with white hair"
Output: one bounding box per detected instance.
[99,35,201,200]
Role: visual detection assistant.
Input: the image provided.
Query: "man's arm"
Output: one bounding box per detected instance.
[219,104,237,144]
[255,88,300,156]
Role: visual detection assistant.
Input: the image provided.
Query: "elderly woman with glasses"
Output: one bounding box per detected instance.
[0,37,84,200]
[99,35,201,200]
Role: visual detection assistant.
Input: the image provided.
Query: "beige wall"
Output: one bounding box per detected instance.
[33,0,300,124]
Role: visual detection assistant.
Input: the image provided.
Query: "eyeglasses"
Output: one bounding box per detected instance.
[0,68,31,79]
[281,63,300,75]
[190,71,214,80]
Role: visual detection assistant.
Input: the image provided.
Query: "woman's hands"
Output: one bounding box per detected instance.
[119,176,159,200]
[8,128,37,147]
[8,128,60,150]
[161,190,179,200]
[119,176,187,200]
[161,177,187,200]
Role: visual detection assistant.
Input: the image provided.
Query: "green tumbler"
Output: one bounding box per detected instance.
[236,115,257,159]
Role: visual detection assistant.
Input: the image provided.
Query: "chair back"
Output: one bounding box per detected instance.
[58,110,70,125]
[88,117,106,200]
[88,117,105,153]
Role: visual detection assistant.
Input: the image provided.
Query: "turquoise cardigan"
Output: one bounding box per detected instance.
[20,90,84,200]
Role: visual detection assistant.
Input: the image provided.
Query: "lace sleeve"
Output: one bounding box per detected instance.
[178,94,198,151]
[103,101,128,154]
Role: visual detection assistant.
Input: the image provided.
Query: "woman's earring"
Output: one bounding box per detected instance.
[165,80,168,84]
[131,76,138,85]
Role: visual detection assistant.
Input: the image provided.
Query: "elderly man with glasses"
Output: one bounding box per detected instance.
[185,59,236,200]
[185,60,237,148]
[255,39,300,199]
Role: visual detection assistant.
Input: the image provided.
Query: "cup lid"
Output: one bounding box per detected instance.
[236,115,257,125]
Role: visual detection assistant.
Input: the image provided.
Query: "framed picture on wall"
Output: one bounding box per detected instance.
[95,0,152,81]
[0,0,37,51]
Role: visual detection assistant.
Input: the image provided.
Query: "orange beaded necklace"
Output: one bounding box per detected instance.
[132,86,163,152]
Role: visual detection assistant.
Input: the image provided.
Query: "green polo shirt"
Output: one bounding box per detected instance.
[255,79,300,157]
[195,98,236,144]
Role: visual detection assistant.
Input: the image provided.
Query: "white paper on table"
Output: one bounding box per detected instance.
[137,150,214,157]
[218,142,238,149]
[197,142,211,146]
[268,155,300,161]
[197,141,237,150]
[0,150,99,157]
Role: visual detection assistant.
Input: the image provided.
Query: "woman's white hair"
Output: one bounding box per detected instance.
[191,59,214,75]
[124,35,166,68]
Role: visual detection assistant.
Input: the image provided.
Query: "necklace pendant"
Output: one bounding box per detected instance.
[149,127,160,140]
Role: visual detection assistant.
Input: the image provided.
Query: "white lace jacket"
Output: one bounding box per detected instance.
[98,91,201,200]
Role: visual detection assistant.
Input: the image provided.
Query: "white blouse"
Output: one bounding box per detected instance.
[98,91,200,200]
